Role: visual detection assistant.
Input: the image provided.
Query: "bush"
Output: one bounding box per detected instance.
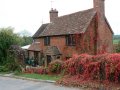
[34,67,48,74]
[24,67,48,75]
[63,54,93,76]
[0,66,9,72]
[57,53,120,87]
[48,60,63,74]
[5,54,22,72]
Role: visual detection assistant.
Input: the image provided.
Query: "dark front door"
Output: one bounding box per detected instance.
[34,51,39,66]
[46,55,52,65]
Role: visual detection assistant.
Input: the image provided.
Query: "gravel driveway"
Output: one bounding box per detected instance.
[0,76,81,90]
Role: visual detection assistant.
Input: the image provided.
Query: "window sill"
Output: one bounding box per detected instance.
[44,45,50,46]
[66,45,76,46]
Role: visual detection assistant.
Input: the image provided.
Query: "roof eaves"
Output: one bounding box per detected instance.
[32,23,49,38]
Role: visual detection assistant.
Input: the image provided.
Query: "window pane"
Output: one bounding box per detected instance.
[44,37,50,46]
[71,35,76,45]
[66,35,76,46]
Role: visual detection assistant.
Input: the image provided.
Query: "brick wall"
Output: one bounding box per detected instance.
[95,14,113,54]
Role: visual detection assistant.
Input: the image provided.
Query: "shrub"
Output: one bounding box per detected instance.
[0,54,23,73]
[24,67,48,75]
[34,67,48,74]
[24,68,34,73]
[63,54,93,76]
[5,54,22,72]
[58,53,120,87]
[48,60,63,74]
[0,66,9,72]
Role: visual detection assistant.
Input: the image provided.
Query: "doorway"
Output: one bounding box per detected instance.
[34,51,39,66]
[46,55,52,65]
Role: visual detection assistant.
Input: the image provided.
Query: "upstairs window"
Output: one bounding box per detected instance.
[44,37,50,46]
[66,35,76,46]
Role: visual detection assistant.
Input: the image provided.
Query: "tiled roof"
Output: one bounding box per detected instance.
[44,46,61,55]
[39,8,96,37]
[28,42,41,51]
[32,23,49,38]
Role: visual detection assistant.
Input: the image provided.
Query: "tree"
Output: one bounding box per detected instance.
[0,27,22,65]
[20,36,33,46]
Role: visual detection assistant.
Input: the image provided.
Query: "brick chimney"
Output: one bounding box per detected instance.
[93,0,105,16]
[93,0,108,54]
[49,8,58,22]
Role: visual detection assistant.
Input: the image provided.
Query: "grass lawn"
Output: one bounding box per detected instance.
[17,73,62,81]
[113,39,119,44]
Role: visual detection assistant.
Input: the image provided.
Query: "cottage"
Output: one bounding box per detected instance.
[28,0,113,66]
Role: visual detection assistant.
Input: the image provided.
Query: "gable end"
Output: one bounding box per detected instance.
[105,17,114,34]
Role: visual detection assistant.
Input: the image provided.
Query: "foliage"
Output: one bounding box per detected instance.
[0,54,22,72]
[0,66,9,72]
[8,45,25,67]
[113,35,120,40]
[20,36,33,46]
[24,67,48,75]
[48,60,63,74]
[113,35,120,44]
[57,53,120,87]
[4,54,22,72]
[0,27,31,72]
[17,30,33,46]
[115,41,120,53]
[63,54,93,75]
[24,60,63,75]
[0,27,22,65]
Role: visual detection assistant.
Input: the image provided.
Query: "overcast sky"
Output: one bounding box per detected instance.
[0,0,119,35]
